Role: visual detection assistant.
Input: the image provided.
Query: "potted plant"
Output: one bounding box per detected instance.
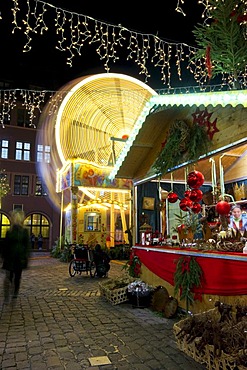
[173,210,202,243]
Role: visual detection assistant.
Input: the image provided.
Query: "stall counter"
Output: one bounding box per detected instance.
[133,245,247,313]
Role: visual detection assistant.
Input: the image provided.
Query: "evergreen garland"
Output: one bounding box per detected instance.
[192,0,247,88]
[153,121,210,176]
[174,256,203,311]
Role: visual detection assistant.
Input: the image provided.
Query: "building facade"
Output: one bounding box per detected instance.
[0,98,60,251]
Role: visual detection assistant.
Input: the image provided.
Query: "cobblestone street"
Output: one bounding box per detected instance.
[0,254,206,370]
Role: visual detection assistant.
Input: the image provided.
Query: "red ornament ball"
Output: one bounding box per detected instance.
[215,201,231,215]
[184,190,191,198]
[191,202,202,214]
[179,198,193,211]
[190,189,203,202]
[187,170,204,189]
[167,192,179,203]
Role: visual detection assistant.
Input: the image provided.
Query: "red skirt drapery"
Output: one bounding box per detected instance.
[133,246,247,296]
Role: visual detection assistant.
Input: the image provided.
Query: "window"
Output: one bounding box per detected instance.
[35,176,47,196]
[0,213,10,238]
[24,213,50,249]
[1,140,9,159]
[15,141,30,161]
[84,212,101,232]
[14,175,29,195]
[37,144,50,163]
[17,108,29,127]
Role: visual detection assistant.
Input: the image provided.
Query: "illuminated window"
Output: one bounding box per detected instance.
[1,140,9,159]
[15,141,30,161]
[37,144,50,163]
[0,213,10,238]
[24,213,50,240]
[84,212,101,232]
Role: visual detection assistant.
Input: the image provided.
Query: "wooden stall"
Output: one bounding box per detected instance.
[114,89,247,313]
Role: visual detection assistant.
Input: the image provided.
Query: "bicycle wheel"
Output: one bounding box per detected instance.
[69,260,77,277]
[89,261,96,277]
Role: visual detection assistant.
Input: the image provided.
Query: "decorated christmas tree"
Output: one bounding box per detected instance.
[192,0,247,89]
[0,169,10,208]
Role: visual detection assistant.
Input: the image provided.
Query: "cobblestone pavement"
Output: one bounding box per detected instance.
[0,254,206,370]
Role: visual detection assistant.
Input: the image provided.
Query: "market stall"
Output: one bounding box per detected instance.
[132,245,247,313]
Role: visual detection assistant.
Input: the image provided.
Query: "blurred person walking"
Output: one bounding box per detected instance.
[2,210,31,302]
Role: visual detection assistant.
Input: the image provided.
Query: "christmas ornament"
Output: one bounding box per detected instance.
[187,170,204,189]
[215,201,231,215]
[167,192,179,203]
[191,203,202,214]
[179,198,193,211]
[184,190,191,198]
[189,189,203,202]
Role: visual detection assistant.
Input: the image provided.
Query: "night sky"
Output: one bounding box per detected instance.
[0,0,204,90]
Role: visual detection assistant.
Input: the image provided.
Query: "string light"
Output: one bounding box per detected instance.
[9,0,202,86]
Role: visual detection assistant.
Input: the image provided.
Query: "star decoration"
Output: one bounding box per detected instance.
[192,107,213,126]
[206,119,219,140]
[191,107,219,140]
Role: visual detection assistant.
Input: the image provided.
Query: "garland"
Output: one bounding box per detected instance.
[122,252,142,278]
[153,120,210,176]
[174,256,203,311]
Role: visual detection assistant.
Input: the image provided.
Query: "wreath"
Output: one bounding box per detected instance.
[174,256,203,312]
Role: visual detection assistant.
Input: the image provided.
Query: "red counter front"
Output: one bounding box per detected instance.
[132,245,247,312]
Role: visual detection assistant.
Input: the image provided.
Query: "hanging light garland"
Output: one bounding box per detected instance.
[9,0,204,87]
[0,89,69,128]
[0,1,247,128]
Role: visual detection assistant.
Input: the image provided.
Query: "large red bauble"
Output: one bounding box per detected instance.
[167,192,179,203]
[191,202,202,214]
[190,189,203,202]
[215,201,231,215]
[187,170,204,189]
[179,198,193,211]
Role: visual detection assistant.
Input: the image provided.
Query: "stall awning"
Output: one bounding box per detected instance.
[113,90,247,184]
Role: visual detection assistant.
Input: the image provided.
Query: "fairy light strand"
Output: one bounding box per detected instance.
[6,0,247,87]
[9,0,201,86]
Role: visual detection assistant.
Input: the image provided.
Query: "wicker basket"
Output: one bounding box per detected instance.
[173,308,247,370]
[99,283,129,305]
[99,276,135,305]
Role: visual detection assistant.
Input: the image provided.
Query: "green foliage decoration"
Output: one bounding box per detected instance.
[192,0,247,88]
[153,120,210,176]
[122,252,142,278]
[174,256,203,312]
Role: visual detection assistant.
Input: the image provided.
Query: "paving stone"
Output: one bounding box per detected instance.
[0,255,206,370]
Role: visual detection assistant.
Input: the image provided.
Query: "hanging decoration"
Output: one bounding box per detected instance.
[187,170,204,189]
[8,0,201,88]
[174,255,203,312]
[215,200,231,215]
[0,88,67,128]
[168,192,179,203]
[191,107,219,140]
[153,120,211,176]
